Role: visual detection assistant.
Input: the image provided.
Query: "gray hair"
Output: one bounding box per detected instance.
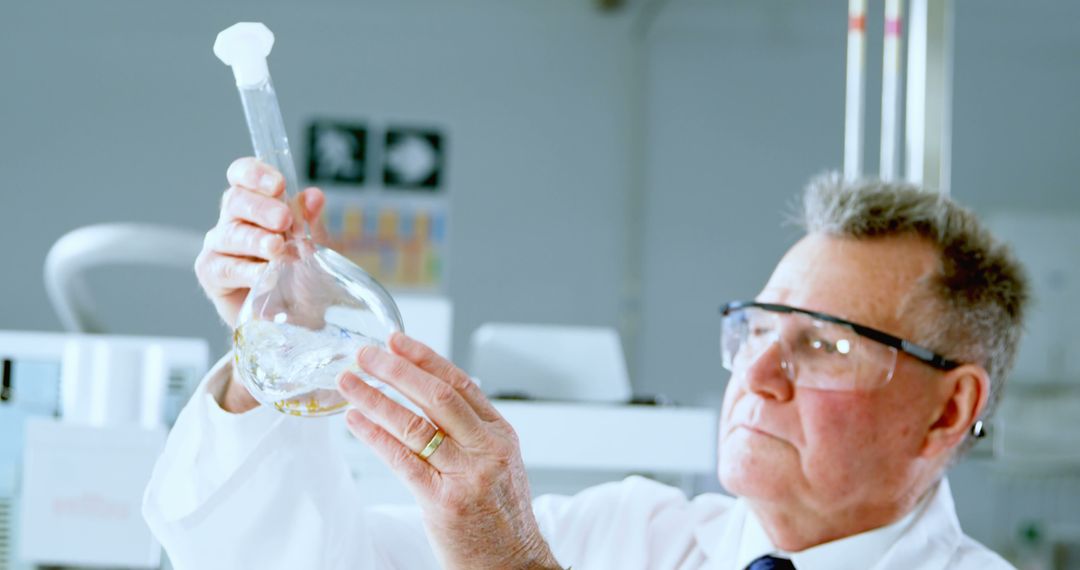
[796,172,1029,448]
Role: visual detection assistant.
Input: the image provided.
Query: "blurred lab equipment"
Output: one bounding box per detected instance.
[12,223,212,568]
[985,213,1080,472]
[470,323,632,403]
[1010,521,1080,570]
[470,324,714,496]
[214,22,404,417]
[974,213,1080,570]
[1015,522,1054,570]
[0,330,208,570]
[59,338,168,429]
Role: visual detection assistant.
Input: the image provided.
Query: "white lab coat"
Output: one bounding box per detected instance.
[143,357,1012,570]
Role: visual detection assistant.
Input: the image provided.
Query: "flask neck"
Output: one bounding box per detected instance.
[259,149,308,239]
[238,79,309,239]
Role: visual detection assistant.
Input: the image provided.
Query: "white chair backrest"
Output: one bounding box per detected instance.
[44,223,204,333]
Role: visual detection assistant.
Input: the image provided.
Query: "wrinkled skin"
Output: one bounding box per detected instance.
[719,234,989,550]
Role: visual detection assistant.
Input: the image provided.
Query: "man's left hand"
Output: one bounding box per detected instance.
[338,332,562,570]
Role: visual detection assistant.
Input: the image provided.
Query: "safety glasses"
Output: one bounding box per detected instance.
[719,301,960,391]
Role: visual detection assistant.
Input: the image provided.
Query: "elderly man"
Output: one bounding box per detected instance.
[144,159,1027,569]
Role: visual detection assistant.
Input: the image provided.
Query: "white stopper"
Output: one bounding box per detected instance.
[214,22,275,88]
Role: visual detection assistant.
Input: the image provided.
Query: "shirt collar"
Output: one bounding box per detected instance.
[732,483,936,570]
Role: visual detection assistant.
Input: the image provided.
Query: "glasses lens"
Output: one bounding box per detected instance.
[721,306,899,390]
[848,336,899,390]
[788,317,858,389]
[722,307,780,371]
[720,308,746,371]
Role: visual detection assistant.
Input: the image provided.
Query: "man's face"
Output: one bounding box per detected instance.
[718,233,950,516]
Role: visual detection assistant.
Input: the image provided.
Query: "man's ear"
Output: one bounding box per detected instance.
[922,364,990,459]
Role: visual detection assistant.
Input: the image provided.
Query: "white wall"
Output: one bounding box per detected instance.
[0,0,639,364]
[635,1,843,410]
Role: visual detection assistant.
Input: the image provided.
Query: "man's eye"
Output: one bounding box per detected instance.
[749,326,773,337]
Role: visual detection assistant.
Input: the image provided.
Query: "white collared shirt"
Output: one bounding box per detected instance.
[734,496,920,570]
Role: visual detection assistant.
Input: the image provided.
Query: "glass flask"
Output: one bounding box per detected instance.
[216,22,404,416]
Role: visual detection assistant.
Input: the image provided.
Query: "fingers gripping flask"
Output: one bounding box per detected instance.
[214,23,403,416]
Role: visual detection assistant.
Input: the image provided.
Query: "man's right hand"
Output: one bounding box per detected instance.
[194,157,327,412]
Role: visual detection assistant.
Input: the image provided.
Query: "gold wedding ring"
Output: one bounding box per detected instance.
[418,428,446,461]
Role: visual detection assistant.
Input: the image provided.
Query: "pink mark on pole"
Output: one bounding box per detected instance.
[885,18,902,36]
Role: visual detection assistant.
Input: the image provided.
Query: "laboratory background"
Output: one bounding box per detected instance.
[1,0,1078,568]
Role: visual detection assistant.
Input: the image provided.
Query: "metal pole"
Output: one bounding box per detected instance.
[880,0,904,181]
[619,0,670,384]
[844,0,868,181]
[904,0,953,194]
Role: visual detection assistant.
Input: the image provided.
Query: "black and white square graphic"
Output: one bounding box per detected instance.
[383,128,444,190]
[307,121,368,186]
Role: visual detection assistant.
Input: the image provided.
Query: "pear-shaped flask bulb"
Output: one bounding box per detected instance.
[215,22,403,416]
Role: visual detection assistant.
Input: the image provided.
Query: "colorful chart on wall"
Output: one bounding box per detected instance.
[319,194,448,292]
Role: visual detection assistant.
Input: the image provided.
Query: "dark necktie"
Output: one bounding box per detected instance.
[746,554,796,570]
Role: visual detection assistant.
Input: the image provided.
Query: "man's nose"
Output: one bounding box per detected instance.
[740,340,795,402]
